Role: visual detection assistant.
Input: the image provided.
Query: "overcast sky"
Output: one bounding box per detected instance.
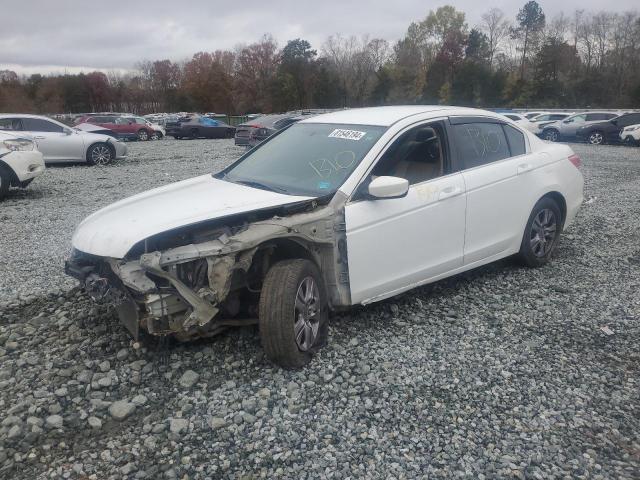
[1,0,637,75]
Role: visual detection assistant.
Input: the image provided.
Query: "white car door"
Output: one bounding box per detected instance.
[345,121,466,304]
[449,118,543,265]
[22,117,84,162]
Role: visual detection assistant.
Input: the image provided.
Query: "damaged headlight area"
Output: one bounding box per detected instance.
[65,239,259,341]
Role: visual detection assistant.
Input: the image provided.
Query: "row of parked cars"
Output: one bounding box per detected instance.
[502,110,640,146]
[0,113,130,198]
[72,114,166,141]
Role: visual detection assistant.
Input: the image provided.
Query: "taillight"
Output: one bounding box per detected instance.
[568,153,581,169]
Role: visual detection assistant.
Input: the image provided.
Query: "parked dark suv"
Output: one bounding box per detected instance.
[576,112,640,145]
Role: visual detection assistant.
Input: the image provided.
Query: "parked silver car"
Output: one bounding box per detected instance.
[540,112,618,142]
[0,114,127,165]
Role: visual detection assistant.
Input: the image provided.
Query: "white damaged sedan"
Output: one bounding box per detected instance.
[0,130,45,199]
[66,106,584,367]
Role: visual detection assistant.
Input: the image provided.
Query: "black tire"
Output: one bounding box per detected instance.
[623,135,637,147]
[0,166,10,199]
[137,129,149,141]
[190,129,199,139]
[517,197,562,268]
[150,131,162,140]
[86,143,114,166]
[543,129,559,142]
[588,130,605,145]
[174,136,182,140]
[225,129,235,139]
[259,259,328,368]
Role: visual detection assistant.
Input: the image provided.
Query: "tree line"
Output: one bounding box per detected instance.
[1,2,639,115]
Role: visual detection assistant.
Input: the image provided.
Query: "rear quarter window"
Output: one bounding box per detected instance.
[502,124,526,156]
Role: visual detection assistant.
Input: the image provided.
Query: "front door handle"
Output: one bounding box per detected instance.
[517,163,533,174]
[33,135,46,140]
[439,186,463,200]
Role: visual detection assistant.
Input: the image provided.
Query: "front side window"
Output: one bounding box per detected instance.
[135,118,147,125]
[22,118,64,133]
[219,123,386,196]
[199,117,219,126]
[451,123,510,170]
[371,122,445,185]
[0,118,23,130]
[550,114,568,120]
[568,114,586,123]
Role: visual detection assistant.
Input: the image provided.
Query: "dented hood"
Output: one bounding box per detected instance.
[72,174,313,258]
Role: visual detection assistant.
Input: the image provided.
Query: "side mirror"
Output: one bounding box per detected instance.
[63,127,73,135]
[367,176,409,199]
[563,119,572,124]
[611,119,618,125]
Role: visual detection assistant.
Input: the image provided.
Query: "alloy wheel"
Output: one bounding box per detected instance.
[91,145,112,166]
[293,276,320,352]
[530,208,557,257]
[589,132,604,145]
[138,130,149,141]
[545,130,559,142]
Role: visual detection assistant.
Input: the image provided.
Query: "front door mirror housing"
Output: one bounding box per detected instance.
[63,127,73,135]
[367,176,409,199]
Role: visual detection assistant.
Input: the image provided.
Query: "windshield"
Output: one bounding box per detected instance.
[219,123,386,196]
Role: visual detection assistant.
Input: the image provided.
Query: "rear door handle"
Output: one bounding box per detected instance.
[34,136,46,140]
[517,163,533,174]
[439,186,463,200]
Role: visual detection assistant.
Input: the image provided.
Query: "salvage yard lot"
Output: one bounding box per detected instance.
[0,139,639,478]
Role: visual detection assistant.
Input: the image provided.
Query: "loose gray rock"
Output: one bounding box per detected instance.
[178,370,199,389]
[108,401,136,421]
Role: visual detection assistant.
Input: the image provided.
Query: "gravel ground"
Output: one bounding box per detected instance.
[0,139,639,479]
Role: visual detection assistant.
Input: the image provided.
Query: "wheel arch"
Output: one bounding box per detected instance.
[85,141,115,163]
[539,190,567,227]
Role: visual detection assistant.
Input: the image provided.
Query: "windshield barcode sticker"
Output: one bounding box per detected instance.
[328,129,366,141]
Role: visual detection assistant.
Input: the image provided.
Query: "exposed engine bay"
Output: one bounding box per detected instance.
[65,194,350,341]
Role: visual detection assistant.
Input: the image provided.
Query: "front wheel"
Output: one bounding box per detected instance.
[137,129,149,141]
[259,259,328,368]
[87,143,113,166]
[150,131,162,140]
[543,129,559,142]
[588,131,605,145]
[517,197,562,268]
[190,129,199,139]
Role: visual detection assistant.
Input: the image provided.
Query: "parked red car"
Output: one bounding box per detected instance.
[76,115,156,141]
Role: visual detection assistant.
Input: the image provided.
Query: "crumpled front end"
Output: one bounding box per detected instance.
[65,202,350,341]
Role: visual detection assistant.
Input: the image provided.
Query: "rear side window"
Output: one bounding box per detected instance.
[502,124,526,156]
[22,118,64,132]
[550,114,568,120]
[452,123,510,170]
[0,118,23,130]
[586,113,612,121]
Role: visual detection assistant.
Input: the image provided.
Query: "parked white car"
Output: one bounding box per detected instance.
[0,130,45,199]
[501,113,539,133]
[620,124,640,146]
[0,114,127,165]
[66,106,584,367]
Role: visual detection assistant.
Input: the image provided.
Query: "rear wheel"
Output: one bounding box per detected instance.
[623,135,637,146]
[190,128,199,139]
[137,129,149,141]
[588,131,605,145]
[259,259,328,368]
[543,129,559,142]
[517,197,562,268]
[87,143,113,166]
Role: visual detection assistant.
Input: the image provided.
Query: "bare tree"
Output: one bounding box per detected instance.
[481,8,511,68]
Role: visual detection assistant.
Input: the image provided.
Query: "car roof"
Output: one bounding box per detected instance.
[299,106,502,127]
